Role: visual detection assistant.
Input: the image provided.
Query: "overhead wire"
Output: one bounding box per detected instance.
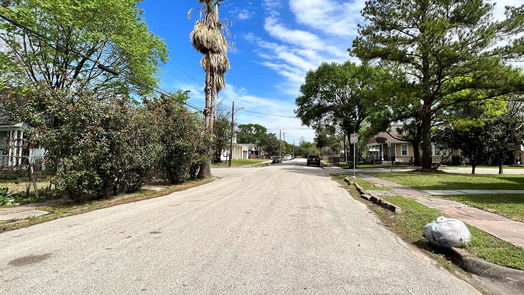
[238,109,297,119]
[0,9,306,118]
[0,10,203,111]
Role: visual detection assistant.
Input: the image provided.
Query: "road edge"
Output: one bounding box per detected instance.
[0,177,217,234]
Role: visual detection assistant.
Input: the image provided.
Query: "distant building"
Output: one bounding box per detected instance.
[366,126,447,165]
[520,145,524,165]
[220,143,258,161]
[0,113,44,167]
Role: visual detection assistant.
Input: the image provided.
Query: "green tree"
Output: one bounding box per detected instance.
[236,124,268,148]
[296,61,389,163]
[435,127,490,174]
[315,128,343,158]
[0,0,168,95]
[485,100,524,174]
[260,133,280,157]
[295,140,320,158]
[352,0,524,170]
[213,114,231,163]
[147,91,209,184]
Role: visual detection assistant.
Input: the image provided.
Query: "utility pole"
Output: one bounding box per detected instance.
[293,140,295,159]
[228,101,235,167]
[279,130,282,158]
[283,132,286,156]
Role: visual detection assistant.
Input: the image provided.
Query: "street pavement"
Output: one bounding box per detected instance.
[0,159,479,294]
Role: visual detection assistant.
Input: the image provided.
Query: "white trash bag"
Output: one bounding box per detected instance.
[423,216,471,248]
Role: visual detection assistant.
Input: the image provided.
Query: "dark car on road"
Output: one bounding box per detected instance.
[306,155,321,167]
[272,156,282,164]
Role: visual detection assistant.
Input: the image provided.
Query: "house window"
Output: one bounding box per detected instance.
[401,144,408,156]
[432,143,442,156]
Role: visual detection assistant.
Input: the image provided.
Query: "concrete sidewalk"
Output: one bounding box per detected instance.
[0,204,50,221]
[358,174,524,249]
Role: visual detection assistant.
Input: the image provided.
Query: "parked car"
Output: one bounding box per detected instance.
[306,155,321,167]
[284,154,292,161]
[272,156,282,164]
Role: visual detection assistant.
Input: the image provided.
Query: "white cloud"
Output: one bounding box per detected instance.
[237,10,252,20]
[289,0,365,37]
[245,0,357,96]
[264,15,345,57]
[173,80,315,141]
[216,84,315,142]
[492,0,522,20]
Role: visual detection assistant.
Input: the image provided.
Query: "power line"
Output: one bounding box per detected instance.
[239,110,297,118]
[265,127,314,131]
[0,10,203,112]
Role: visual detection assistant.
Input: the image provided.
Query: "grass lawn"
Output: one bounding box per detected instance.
[371,172,524,190]
[0,180,51,194]
[441,194,524,223]
[352,177,390,191]
[212,159,268,167]
[443,165,524,170]
[335,175,524,271]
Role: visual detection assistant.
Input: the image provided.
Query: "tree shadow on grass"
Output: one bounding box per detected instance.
[372,172,524,190]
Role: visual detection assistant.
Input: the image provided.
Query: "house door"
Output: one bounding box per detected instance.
[383,144,395,161]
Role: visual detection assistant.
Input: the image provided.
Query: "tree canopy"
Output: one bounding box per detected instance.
[0,0,168,95]
[352,0,524,170]
[296,61,388,137]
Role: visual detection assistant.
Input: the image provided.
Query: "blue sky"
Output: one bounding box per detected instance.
[140,0,517,143]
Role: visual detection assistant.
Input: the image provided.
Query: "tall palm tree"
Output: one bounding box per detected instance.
[190,0,230,177]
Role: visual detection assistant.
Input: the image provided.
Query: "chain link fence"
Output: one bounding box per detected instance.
[0,154,49,196]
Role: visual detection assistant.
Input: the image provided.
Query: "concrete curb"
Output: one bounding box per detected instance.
[344,177,401,213]
[448,247,524,291]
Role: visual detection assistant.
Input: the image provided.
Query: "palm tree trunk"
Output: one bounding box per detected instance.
[198,65,213,179]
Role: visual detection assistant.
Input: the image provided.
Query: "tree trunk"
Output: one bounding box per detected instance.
[412,139,421,167]
[472,163,476,175]
[198,67,213,179]
[420,106,433,170]
[499,152,504,175]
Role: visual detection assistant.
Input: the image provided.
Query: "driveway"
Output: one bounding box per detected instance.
[0,159,479,294]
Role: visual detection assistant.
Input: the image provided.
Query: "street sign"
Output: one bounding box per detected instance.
[350,133,358,144]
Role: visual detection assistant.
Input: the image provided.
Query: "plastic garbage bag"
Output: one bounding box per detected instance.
[423,216,471,248]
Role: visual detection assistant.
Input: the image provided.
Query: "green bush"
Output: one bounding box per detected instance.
[0,173,18,181]
[2,89,161,201]
[147,91,209,184]
[1,86,209,202]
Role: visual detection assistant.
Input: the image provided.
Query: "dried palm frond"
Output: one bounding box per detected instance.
[213,74,226,92]
[190,21,228,54]
[200,53,230,74]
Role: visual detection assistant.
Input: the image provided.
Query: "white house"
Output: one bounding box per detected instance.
[220,143,258,161]
[366,127,447,164]
[0,113,44,167]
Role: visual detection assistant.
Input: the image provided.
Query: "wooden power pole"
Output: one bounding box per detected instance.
[228,101,235,167]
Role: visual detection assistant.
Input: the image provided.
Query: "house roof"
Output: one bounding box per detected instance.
[368,126,410,145]
[0,110,23,129]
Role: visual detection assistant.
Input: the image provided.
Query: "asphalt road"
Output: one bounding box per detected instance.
[0,159,479,294]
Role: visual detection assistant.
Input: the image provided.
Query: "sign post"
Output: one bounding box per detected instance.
[350,133,358,177]
[387,140,393,173]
